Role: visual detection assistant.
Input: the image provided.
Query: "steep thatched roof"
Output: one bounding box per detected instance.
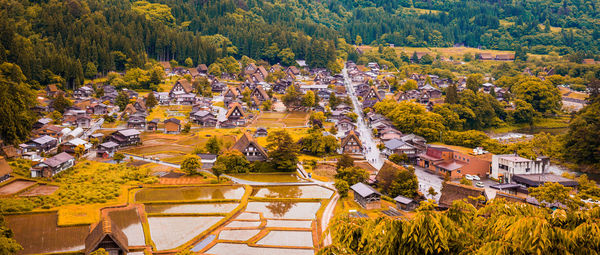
[85,217,128,254]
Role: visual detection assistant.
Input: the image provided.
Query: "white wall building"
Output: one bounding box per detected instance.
[491,154,550,183]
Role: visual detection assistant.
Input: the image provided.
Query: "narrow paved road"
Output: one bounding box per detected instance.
[342,66,384,169]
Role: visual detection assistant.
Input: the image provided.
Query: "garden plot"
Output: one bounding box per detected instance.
[253,185,333,199]
[18,184,58,196]
[205,243,314,255]
[257,230,314,247]
[146,203,239,214]
[0,180,37,195]
[5,212,89,254]
[265,219,313,229]
[231,173,306,183]
[107,208,146,246]
[148,216,224,251]
[135,186,245,202]
[246,202,322,219]
[218,229,261,241]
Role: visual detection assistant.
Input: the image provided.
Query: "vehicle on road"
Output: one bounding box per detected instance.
[475,181,484,188]
[465,174,474,180]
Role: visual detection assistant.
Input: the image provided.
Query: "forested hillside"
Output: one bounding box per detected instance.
[1,0,600,89]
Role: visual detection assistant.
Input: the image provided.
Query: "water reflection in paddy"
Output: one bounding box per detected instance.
[257,230,314,247]
[145,203,239,214]
[5,213,89,254]
[107,208,146,246]
[148,216,224,251]
[253,185,333,199]
[206,243,314,255]
[218,229,261,241]
[246,202,321,219]
[135,186,245,202]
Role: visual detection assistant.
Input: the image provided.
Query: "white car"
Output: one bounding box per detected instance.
[472,175,481,181]
[475,182,484,188]
[465,174,474,180]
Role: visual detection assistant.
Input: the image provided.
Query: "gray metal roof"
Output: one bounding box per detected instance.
[350,182,381,198]
[394,195,414,205]
[118,129,140,136]
[32,135,57,144]
[384,139,413,150]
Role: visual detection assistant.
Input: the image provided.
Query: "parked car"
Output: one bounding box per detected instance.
[465,174,474,180]
[475,181,484,188]
[472,175,481,181]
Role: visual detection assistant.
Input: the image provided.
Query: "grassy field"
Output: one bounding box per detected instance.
[559,86,588,100]
[486,116,571,134]
[146,105,192,121]
[250,111,309,128]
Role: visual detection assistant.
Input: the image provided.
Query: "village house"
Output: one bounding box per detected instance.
[59,138,92,155]
[340,130,363,155]
[97,141,119,158]
[164,118,182,134]
[30,152,75,178]
[109,129,141,147]
[191,111,217,127]
[46,84,61,97]
[127,112,147,129]
[490,154,551,183]
[512,173,578,189]
[0,156,14,182]
[250,85,270,104]
[197,64,208,74]
[438,182,487,209]
[383,139,419,161]
[21,135,58,153]
[76,115,92,128]
[89,103,108,115]
[222,102,247,127]
[74,85,95,99]
[33,118,53,130]
[169,79,195,104]
[32,124,65,143]
[211,78,226,93]
[147,119,160,131]
[230,132,268,162]
[223,86,242,106]
[379,128,403,141]
[335,118,356,134]
[395,195,418,211]
[85,217,128,255]
[350,182,381,209]
[418,146,492,180]
[255,127,268,137]
[495,54,515,61]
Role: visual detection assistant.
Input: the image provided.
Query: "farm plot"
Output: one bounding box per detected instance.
[18,184,59,196]
[0,180,37,195]
[135,186,245,202]
[253,185,333,199]
[148,216,224,251]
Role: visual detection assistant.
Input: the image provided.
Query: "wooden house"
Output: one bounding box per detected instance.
[22,135,58,153]
[109,129,141,147]
[198,64,208,74]
[46,84,61,97]
[395,195,418,211]
[350,182,381,209]
[147,119,160,131]
[30,152,75,178]
[85,217,128,255]
[251,85,270,103]
[223,102,247,127]
[164,118,181,134]
[97,141,119,158]
[340,130,363,154]
[230,132,268,162]
[255,127,268,137]
[0,156,13,182]
[191,111,217,127]
[127,113,146,129]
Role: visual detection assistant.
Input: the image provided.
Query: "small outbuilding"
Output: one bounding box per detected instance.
[394,195,418,211]
[350,182,381,210]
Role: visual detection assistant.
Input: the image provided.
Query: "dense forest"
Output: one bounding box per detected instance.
[2,0,600,89]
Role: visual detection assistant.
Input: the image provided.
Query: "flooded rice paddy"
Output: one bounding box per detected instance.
[246,202,322,219]
[225,220,262,228]
[135,186,245,202]
[107,208,146,246]
[145,203,238,214]
[148,216,224,250]
[253,185,333,199]
[231,173,307,183]
[5,212,89,254]
[205,243,314,255]
[235,212,261,220]
[265,219,313,228]
[257,230,314,247]
[218,229,261,241]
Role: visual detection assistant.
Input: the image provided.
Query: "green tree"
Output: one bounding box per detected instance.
[510,99,537,125]
[214,150,250,173]
[529,182,582,209]
[85,62,98,79]
[334,179,350,198]
[0,215,22,254]
[355,35,362,45]
[511,79,561,114]
[145,92,158,110]
[336,154,354,170]
[466,73,484,92]
[89,248,109,255]
[278,48,296,67]
[302,91,316,108]
[181,156,202,175]
[389,153,408,165]
[300,131,339,156]
[184,57,193,67]
[401,79,418,91]
[335,166,369,185]
[282,85,302,107]
[50,110,63,124]
[113,153,125,163]
[445,84,458,104]
[460,177,472,186]
[51,93,73,114]
[427,186,438,199]
[115,91,130,111]
[205,136,221,154]
[212,163,223,182]
[266,129,299,172]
